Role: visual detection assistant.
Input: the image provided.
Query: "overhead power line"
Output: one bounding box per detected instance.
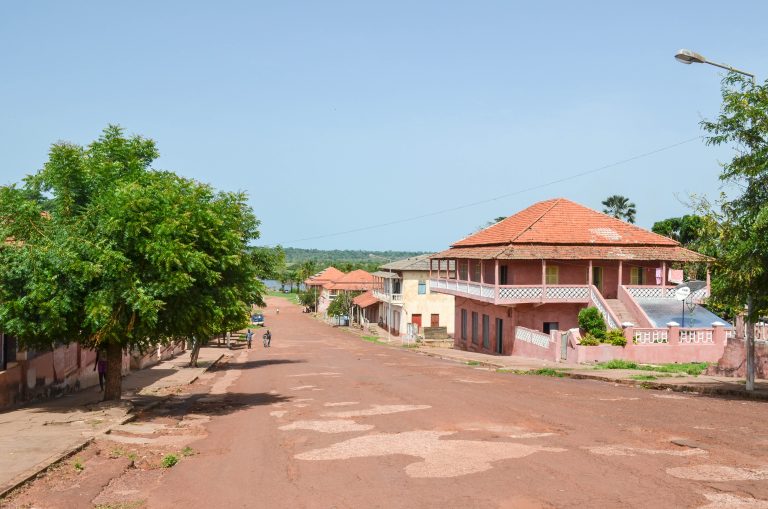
[281,136,703,244]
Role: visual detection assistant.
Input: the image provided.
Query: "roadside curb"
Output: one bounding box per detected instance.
[0,351,225,500]
[411,348,768,402]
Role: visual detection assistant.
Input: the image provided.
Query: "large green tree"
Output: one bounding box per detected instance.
[0,126,263,400]
[699,73,768,391]
[601,195,636,223]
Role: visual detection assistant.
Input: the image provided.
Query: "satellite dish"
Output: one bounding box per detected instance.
[674,286,691,301]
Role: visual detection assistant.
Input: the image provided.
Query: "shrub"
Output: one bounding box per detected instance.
[579,334,600,346]
[578,307,606,339]
[161,454,179,468]
[605,329,627,347]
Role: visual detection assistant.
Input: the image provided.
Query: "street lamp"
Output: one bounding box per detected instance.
[674,48,756,83]
[674,47,758,391]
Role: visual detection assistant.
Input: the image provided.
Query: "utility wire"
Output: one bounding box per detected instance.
[281,136,703,244]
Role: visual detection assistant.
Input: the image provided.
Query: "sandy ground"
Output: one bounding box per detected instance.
[5,297,768,509]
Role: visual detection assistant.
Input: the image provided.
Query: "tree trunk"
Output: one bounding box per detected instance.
[103,341,123,401]
[746,295,755,391]
[189,338,201,367]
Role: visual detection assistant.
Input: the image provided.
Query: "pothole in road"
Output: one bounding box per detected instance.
[279,420,374,433]
[295,430,565,478]
[322,404,431,418]
[698,493,768,508]
[584,445,707,457]
[667,465,768,481]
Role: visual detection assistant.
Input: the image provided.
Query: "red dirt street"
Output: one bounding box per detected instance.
[11,297,768,508]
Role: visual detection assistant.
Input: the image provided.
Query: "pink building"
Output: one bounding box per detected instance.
[429,198,728,364]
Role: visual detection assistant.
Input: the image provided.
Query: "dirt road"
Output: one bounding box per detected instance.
[9,297,768,508]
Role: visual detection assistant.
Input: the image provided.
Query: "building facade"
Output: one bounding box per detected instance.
[373,254,455,338]
[429,198,727,363]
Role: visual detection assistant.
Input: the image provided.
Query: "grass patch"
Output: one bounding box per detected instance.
[181,446,196,457]
[73,458,85,472]
[161,454,179,468]
[594,360,708,376]
[400,343,419,349]
[466,360,481,366]
[361,335,384,344]
[94,502,145,509]
[265,290,300,304]
[629,374,658,381]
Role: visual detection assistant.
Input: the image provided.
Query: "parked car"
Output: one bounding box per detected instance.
[252,313,265,326]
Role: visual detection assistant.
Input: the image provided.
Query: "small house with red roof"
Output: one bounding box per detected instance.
[429,198,729,364]
[312,268,378,315]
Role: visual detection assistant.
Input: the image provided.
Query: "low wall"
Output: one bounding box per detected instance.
[510,328,558,362]
[567,325,728,365]
[131,341,186,370]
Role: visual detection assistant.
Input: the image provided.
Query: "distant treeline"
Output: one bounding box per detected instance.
[282,248,429,266]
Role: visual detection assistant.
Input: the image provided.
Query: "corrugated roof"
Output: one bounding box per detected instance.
[452,198,680,247]
[379,253,433,271]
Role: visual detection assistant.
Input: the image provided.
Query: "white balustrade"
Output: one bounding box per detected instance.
[633,328,669,344]
[515,326,551,348]
[499,286,543,301]
[546,286,589,300]
[589,287,619,330]
[679,328,713,344]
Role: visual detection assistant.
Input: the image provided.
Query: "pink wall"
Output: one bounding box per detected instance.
[453,298,583,356]
[514,303,584,332]
[567,325,727,364]
[617,285,654,328]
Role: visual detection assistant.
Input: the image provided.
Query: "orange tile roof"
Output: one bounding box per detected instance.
[323,269,378,291]
[352,290,380,308]
[452,198,679,247]
[432,245,710,262]
[304,266,346,286]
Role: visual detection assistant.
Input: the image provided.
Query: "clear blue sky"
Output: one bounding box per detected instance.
[1,1,766,251]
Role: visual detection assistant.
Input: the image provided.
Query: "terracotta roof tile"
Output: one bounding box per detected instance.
[452,198,679,247]
[433,245,710,262]
[323,269,378,290]
[304,266,346,286]
[352,290,380,308]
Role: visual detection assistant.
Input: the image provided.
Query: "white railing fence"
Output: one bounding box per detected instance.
[515,326,551,349]
[679,328,714,344]
[633,328,669,344]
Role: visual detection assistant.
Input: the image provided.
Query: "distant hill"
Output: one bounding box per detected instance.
[282,248,430,265]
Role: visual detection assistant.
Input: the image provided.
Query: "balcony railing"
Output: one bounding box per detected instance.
[372,289,403,305]
[429,278,590,304]
[625,285,709,301]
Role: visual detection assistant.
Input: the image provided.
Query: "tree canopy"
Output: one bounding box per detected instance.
[0,126,264,400]
[601,195,636,223]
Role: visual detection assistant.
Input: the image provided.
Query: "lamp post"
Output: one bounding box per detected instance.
[674,48,756,83]
[674,47,758,391]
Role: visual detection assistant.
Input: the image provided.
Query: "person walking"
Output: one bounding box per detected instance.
[94,350,107,391]
[263,329,271,348]
[246,329,253,349]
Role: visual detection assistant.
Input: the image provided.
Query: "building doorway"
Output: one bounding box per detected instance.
[496,318,504,354]
[430,314,439,327]
[592,266,603,293]
[412,314,422,333]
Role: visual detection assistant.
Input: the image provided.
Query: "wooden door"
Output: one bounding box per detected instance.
[412,314,422,332]
[430,314,439,327]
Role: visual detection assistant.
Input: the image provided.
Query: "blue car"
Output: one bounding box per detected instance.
[251,313,265,326]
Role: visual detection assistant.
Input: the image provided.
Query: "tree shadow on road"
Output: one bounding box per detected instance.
[211,359,307,371]
[133,391,293,420]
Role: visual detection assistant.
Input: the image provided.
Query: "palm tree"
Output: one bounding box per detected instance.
[602,195,636,223]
